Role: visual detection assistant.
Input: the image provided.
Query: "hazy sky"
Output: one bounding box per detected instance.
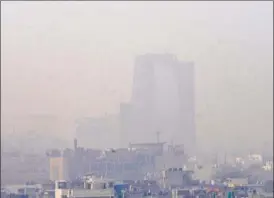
[1,1,273,151]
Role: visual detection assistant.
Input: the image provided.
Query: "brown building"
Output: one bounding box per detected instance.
[49,157,69,181]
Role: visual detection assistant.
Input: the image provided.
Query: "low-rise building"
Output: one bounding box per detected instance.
[54,179,115,198]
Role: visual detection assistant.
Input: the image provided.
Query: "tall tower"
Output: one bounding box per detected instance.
[125,54,195,154]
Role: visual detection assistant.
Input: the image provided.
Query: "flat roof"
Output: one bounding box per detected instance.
[130,142,166,146]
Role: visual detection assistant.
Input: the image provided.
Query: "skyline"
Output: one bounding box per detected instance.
[1,1,273,152]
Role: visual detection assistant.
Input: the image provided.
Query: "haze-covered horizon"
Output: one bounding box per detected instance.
[1,1,273,153]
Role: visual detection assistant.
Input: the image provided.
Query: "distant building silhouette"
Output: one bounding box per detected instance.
[120,54,195,154]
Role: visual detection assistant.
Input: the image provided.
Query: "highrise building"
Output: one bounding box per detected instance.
[49,157,69,181]
[120,54,195,154]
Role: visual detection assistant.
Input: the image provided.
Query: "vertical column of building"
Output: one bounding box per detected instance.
[175,62,195,155]
[131,55,155,143]
[152,55,183,143]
